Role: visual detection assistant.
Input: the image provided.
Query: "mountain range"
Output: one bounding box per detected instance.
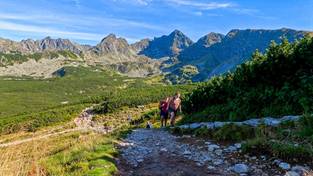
[0,28,312,82]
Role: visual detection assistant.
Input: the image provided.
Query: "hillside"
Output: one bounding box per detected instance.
[183,36,313,120]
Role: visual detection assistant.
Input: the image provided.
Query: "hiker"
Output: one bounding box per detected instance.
[146,120,153,129]
[159,97,170,127]
[169,92,182,127]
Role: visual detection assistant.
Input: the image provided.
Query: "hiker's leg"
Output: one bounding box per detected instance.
[173,115,176,125]
[161,116,164,127]
[170,112,175,126]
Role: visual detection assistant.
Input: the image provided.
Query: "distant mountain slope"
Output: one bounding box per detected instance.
[179,32,224,62]
[0,34,161,78]
[173,28,311,81]
[139,30,193,59]
[0,28,312,81]
[0,37,83,54]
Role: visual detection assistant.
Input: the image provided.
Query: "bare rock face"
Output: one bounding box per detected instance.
[131,38,150,53]
[36,37,82,54]
[139,29,193,59]
[178,32,224,62]
[0,37,83,54]
[93,34,130,55]
[85,34,156,66]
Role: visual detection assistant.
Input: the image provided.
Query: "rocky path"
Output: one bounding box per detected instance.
[117,128,311,176]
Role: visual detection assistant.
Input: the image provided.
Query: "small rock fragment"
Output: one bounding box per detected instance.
[285,171,300,176]
[232,163,249,174]
[279,162,291,170]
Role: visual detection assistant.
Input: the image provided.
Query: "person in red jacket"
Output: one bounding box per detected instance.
[159,97,169,127]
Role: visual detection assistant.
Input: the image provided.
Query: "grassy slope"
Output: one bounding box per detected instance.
[0,66,195,134]
[0,66,128,118]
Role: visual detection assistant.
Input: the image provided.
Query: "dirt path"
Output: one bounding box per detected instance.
[116,128,307,176]
[0,106,112,148]
[0,128,82,148]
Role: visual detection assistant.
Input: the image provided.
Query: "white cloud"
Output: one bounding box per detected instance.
[134,0,151,5]
[112,0,152,6]
[167,0,233,10]
[0,20,104,41]
[194,11,203,16]
[0,12,166,31]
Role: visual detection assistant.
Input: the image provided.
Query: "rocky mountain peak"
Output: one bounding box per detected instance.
[139,30,193,59]
[94,34,130,55]
[170,29,185,37]
[131,38,150,53]
[197,32,224,47]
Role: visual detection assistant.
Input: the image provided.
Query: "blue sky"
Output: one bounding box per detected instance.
[0,0,312,45]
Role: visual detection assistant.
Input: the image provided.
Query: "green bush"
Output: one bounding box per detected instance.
[271,142,313,162]
[242,137,271,155]
[194,127,211,137]
[298,114,313,137]
[242,138,313,162]
[213,123,255,142]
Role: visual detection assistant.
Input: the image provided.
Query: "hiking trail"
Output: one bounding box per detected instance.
[0,106,112,148]
[116,128,311,176]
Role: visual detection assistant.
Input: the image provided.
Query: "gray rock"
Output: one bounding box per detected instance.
[234,143,242,149]
[260,155,266,160]
[279,162,291,170]
[137,158,144,163]
[183,150,192,155]
[190,123,202,129]
[263,117,281,126]
[179,124,189,129]
[215,149,223,155]
[214,122,229,128]
[207,166,215,170]
[232,163,249,173]
[273,159,282,165]
[243,119,261,127]
[160,148,167,152]
[208,144,220,152]
[225,145,237,152]
[204,122,215,129]
[291,165,310,175]
[281,115,300,122]
[285,171,300,176]
[213,159,224,165]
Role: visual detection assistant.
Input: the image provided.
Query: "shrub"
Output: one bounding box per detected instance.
[270,141,313,162]
[194,127,211,137]
[242,137,271,155]
[213,124,255,142]
[298,114,313,137]
[242,138,313,162]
